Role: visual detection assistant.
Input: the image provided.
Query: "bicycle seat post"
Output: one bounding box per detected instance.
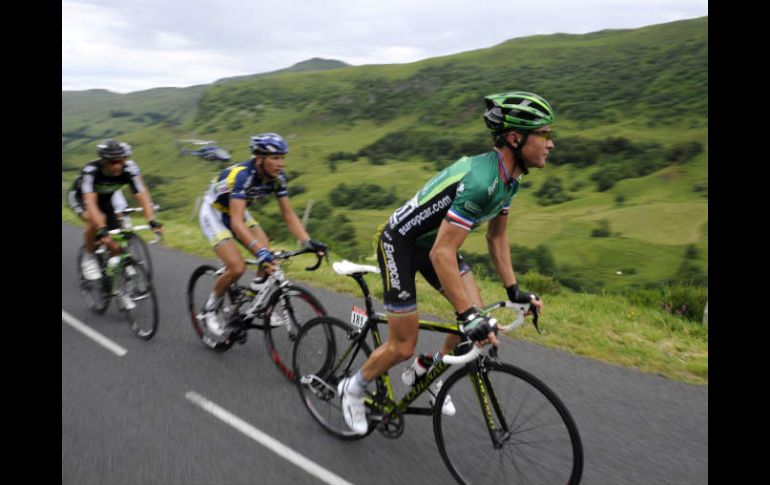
[351,273,377,319]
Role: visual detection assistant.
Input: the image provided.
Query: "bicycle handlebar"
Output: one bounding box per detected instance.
[107,225,163,244]
[442,301,540,366]
[244,247,329,271]
[118,204,161,214]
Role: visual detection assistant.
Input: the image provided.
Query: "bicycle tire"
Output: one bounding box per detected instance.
[126,233,153,280]
[292,316,375,440]
[186,264,238,352]
[76,246,110,315]
[121,263,158,340]
[433,360,583,485]
[263,284,326,381]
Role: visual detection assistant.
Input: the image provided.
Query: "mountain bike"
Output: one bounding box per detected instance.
[292,260,583,484]
[76,215,162,340]
[186,248,328,380]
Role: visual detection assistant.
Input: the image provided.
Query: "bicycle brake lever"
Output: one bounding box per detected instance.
[531,305,542,335]
[305,253,324,271]
[489,346,499,360]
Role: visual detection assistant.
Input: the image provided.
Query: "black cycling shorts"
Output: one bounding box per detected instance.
[376,225,470,315]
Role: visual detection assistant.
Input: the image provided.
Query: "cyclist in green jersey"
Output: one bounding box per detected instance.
[339,91,554,434]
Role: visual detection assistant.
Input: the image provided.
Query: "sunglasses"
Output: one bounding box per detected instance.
[530,130,555,141]
[105,158,126,165]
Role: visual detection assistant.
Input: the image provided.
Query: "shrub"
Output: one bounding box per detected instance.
[591,219,612,237]
[518,271,562,295]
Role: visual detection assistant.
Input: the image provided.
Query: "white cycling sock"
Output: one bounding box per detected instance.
[347,370,370,398]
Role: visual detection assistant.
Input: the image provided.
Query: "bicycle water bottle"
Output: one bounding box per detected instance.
[401,353,434,386]
[106,255,122,277]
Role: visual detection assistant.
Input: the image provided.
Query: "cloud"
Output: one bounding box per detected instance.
[62,0,707,93]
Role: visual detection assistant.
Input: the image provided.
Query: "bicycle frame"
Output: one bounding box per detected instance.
[341,272,472,417]
[217,249,326,332]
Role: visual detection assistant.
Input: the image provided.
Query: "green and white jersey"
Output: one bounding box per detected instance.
[387,151,520,246]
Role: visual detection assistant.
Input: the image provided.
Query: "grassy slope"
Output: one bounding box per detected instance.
[62,18,708,384]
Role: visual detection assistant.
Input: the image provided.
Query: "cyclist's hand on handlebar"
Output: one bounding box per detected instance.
[457,306,499,348]
[255,247,277,274]
[506,283,543,315]
[302,238,328,256]
[149,219,164,235]
[94,226,111,243]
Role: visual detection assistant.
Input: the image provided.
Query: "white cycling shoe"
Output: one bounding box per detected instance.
[337,377,369,435]
[203,311,226,336]
[81,253,102,281]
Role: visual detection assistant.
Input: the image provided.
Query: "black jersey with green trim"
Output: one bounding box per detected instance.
[204,160,288,213]
[70,159,145,197]
[387,151,520,246]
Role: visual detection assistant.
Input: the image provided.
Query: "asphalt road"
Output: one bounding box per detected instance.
[62,222,708,484]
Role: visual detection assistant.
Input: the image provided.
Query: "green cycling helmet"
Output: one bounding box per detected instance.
[483,91,555,134]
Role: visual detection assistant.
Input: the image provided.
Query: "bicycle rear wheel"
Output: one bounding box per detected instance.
[121,263,158,340]
[292,316,375,440]
[186,264,238,352]
[434,361,583,485]
[76,246,110,314]
[263,284,326,381]
[126,233,153,279]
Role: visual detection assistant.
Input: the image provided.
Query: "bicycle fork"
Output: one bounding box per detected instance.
[470,365,511,449]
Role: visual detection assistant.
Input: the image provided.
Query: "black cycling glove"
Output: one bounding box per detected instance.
[506,283,539,304]
[302,238,328,253]
[456,306,498,342]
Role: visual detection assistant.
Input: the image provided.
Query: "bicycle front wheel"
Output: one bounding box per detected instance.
[263,284,326,381]
[121,263,158,340]
[434,361,583,485]
[292,316,374,440]
[126,233,153,279]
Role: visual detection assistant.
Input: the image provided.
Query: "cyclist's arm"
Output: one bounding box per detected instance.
[228,198,264,251]
[132,186,157,224]
[276,196,310,242]
[486,214,517,287]
[430,219,473,313]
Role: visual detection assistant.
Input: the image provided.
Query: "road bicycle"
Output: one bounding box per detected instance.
[76,209,162,340]
[292,260,583,484]
[187,248,328,380]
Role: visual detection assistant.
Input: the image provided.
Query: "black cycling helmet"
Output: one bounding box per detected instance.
[249,133,288,155]
[483,91,555,135]
[97,139,132,161]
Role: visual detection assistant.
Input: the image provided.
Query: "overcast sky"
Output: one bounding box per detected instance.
[62,0,708,94]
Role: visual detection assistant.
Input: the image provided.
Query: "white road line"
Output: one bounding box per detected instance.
[62,309,127,357]
[185,391,356,485]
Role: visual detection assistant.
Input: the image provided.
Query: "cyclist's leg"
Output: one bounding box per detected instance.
[338,228,420,434]
[420,253,479,357]
[69,189,99,253]
[111,190,128,226]
[360,227,421,381]
[199,201,246,300]
[212,239,246,296]
[99,196,123,256]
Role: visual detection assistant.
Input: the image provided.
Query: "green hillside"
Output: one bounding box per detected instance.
[62,17,708,384]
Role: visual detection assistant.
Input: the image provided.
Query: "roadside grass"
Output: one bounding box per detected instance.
[62,208,708,385]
